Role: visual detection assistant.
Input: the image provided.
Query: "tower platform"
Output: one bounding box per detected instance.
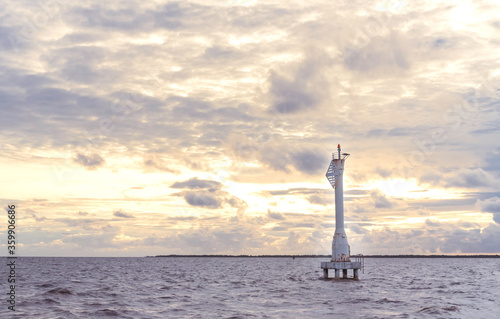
[320,255,364,280]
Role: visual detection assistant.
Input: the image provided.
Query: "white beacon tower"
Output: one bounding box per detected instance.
[326,144,350,262]
[321,144,362,279]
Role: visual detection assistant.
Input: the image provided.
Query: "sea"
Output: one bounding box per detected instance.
[1,257,499,318]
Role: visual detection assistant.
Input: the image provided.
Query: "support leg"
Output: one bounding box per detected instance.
[343,269,348,279]
[354,269,359,280]
[335,269,340,279]
[323,268,328,279]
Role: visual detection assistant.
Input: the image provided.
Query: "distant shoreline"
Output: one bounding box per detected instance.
[1,255,498,258]
[152,254,500,258]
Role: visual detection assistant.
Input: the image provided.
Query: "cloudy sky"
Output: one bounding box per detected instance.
[1,0,500,257]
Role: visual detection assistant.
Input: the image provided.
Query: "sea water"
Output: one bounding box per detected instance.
[1,257,499,318]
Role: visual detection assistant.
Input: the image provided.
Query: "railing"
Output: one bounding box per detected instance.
[352,254,365,273]
[331,152,350,160]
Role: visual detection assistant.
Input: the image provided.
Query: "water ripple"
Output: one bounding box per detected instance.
[1,257,499,318]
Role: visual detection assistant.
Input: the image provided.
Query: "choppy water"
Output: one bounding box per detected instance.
[1,257,499,318]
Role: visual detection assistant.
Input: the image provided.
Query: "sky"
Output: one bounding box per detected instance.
[1,0,500,257]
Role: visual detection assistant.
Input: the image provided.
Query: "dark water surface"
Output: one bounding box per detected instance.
[1,257,499,318]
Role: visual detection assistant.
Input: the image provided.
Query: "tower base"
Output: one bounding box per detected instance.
[321,261,362,280]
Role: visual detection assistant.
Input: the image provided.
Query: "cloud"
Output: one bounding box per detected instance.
[171,178,222,190]
[27,209,46,222]
[445,168,498,188]
[285,230,327,254]
[63,230,122,250]
[171,177,247,210]
[476,197,500,224]
[375,167,392,178]
[73,153,105,170]
[352,218,500,255]
[173,225,264,254]
[258,144,292,172]
[439,224,500,254]
[143,155,177,173]
[290,149,325,175]
[343,32,410,72]
[425,218,441,227]
[348,224,368,234]
[231,135,329,175]
[307,194,334,206]
[184,191,222,209]
[263,187,338,206]
[269,71,318,114]
[227,196,248,209]
[267,209,285,220]
[266,187,329,196]
[268,50,331,114]
[483,148,500,172]
[371,190,396,209]
[419,170,443,185]
[69,5,156,32]
[113,210,135,218]
[56,217,116,231]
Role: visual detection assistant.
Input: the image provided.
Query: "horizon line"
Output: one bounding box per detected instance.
[3,254,499,258]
